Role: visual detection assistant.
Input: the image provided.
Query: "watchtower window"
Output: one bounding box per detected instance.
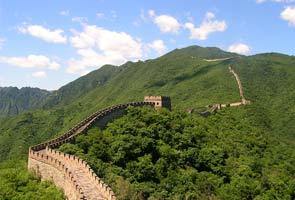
[157,102,159,105]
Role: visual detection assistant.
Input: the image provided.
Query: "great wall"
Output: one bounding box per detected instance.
[28,64,248,199]
[28,97,171,200]
[195,65,250,116]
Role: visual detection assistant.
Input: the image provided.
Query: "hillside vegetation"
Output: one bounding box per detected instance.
[0,46,241,161]
[231,54,295,137]
[0,45,294,198]
[0,160,64,200]
[60,106,295,199]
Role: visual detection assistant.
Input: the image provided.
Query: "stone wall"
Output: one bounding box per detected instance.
[28,150,86,200]
[144,96,171,110]
[28,101,155,200]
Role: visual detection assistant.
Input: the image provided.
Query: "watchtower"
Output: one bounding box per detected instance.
[144,96,171,110]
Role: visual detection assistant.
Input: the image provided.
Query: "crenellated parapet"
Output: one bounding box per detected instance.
[28,100,159,200]
[144,96,171,110]
[45,147,116,199]
[28,149,87,200]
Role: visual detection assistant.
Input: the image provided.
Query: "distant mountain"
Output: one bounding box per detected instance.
[0,46,238,117]
[42,45,240,110]
[0,87,50,117]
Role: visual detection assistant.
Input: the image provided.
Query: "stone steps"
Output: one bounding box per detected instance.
[41,151,106,200]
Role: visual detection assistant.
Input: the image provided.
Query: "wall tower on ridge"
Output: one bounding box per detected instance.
[144,96,171,110]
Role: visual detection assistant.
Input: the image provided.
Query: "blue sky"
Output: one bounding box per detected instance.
[0,0,294,90]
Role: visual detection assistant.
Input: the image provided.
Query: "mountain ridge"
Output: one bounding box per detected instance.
[0,45,239,117]
[0,45,294,160]
[0,86,50,117]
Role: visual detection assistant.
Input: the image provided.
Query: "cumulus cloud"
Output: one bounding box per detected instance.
[68,24,143,74]
[149,10,181,34]
[18,24,67,43]
[32,71,47,78]
[184,12,227,40]
[148,40,167,55]
[228,43,251,55]
[280,6,295,26]
[0,55,60,70]
[67,48,128,75]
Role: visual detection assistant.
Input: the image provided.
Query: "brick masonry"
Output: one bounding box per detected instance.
[28,99,170,200]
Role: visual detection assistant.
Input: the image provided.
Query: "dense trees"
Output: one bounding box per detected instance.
[60,106,295,199]
[0,160,64,200]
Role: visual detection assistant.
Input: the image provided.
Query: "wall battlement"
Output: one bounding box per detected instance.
[144,96,171,110]
[28,100,161,200]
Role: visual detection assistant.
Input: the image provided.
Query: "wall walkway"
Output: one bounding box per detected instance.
[28,102,154,200]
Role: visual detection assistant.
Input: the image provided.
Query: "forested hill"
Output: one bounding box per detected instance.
[0,87,50,117]
[0,45,238,117]
[0,45,295,199]
[0,47,294,157]
[0,45,295,161]
[232,53,295,136]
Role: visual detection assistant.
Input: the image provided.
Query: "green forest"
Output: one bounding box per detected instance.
[0,160,64,200]
[59,106,295,199]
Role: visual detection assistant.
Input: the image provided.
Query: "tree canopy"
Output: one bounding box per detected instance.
[60,106,295,199]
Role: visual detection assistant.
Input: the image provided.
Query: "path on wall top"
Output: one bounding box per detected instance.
[204,57,233,62]
[196,64,250,116]
[29,102,154,200]
[228,65,249,104]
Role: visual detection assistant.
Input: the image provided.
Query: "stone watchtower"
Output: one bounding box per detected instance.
[144,96,171,110]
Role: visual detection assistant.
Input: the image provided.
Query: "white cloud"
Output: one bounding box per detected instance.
[185,12,227,40]
[96,12,104,18]
[149,10,181,34]
[133,9,148,26]
[67,48,127,75]
[275,0,295,2]
[72,17,88,23]
[256,0,295,3]
[60,10,69,16]
[32,71,47,78]
[228,43,251,55]
[110,10,117,19]
[256,0,267,3]
[148,40,167,55]
[0,76,5,86]
[96,11,117,21]
[68,24,143,74]
[0,55,60,70]
[140,9,148,22]
[18,24,67,43]
[280,6,295,26]
[0,37,5,49]
[70,25,142,57]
